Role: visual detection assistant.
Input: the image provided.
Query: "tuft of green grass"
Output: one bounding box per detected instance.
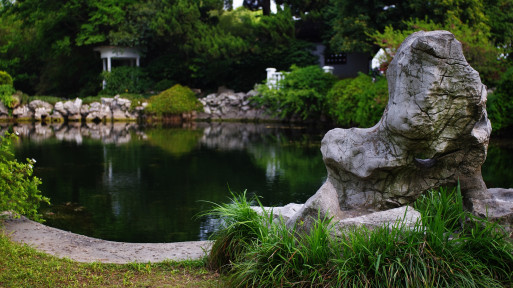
[204,186,513,287]
[199,191,271,271]
[0,232,220,287]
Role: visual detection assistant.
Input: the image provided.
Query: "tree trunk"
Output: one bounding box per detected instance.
[262,0,271,15]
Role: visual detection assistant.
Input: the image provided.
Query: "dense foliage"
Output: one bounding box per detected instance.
[0,133,49,222]
[255,65,336,120]
[0,0,512,130]
[0,70,14,108]
[101,66,150,95]
[204,187,513,287]
[254,68,387,127]
[323,0,512,88]
[370,17,503,86]
[488,66,513,131]
[146,84,203,116]
[0,1,316,96]
[326,73,388,127]
[0,70,13,86]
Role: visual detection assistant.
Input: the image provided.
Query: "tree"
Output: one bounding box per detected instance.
[243,0,271,15]
[328,0,413,53]
[488,65,513,131]
[0,0,101,96]
[370,17,502,86]
[328,0,492,54]
[483,0,513,62]
[0,0,316,95]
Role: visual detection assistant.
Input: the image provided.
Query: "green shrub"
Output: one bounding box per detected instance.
[0,133,49,222]
[254,65,337,120]
[488,65,513,131]
[0,71,13,86]
[146,84,202,116]
[327,73,388,128]
[154,79,177,92]
[101,66,151,95]
[0,71,15,108]
[203,186,513,287]
[0,84,15,108]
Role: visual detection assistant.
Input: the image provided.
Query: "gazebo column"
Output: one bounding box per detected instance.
[94,46,141,90]
[107,57,112,72]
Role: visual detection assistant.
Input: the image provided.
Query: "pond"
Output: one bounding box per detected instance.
[7,122,513,243]
[9,122,328,243]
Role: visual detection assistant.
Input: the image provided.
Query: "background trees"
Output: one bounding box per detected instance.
[0,0,316,97]
[0,0,511,114]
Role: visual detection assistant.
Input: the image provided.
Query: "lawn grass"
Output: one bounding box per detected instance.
[0,232,221,287]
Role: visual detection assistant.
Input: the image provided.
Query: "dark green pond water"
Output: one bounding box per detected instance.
[7,122,513,243]
[10,122,328,243]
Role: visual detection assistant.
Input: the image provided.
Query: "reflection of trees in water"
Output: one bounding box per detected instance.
[11,122,329,242]
[146,128,204,156]
[482,141,513,188]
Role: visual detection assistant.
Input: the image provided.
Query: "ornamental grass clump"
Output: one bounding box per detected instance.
[204,186,513,287]
[200,191,271,271]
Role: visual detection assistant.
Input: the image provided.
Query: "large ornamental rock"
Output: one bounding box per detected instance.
[29,100,53,121]
[0,102,8,119]
[12,105,33,120]
[85,102,112,122]
[110,96,138,120]
[197,90,279,121]
[54,98,83,121]
[480,188,513,232]
[288,31,492,229]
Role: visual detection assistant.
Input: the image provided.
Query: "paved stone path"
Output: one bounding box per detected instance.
[1,215,211,264]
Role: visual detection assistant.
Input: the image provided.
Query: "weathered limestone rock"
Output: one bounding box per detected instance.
[29,100,53,121]
[288,31,491,229]
[334,206,420,233]
[475,188,513,231]
[85,102,112,122]
[12,105,33,120]
[110,96,137,121]
[4,96,143,123]
[54,98,83,121]
[0,102,8,119]
[255,203,420,234]
[53,101,65,115]
[197,90,279,121]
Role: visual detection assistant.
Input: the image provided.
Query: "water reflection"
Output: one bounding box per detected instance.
[0,122,142,145]
[10,122,327,242]
[9,121,512,243]
[482,138,513,189]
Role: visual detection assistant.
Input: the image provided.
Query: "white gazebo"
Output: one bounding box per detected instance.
[94,46,141,88]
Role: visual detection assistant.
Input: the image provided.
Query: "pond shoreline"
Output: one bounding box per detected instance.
[1,215,211,264]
